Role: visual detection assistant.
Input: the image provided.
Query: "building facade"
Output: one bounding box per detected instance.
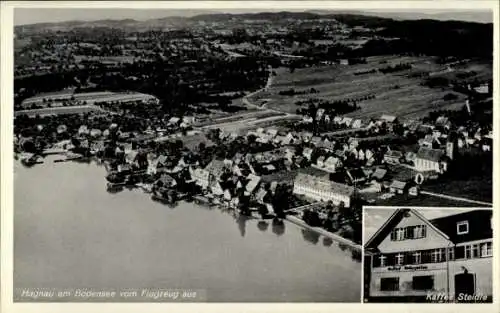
[414,147,446,173]
[292,173,354,206]
[364,209,492,302]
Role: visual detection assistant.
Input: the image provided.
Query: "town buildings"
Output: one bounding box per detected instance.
[293,172,355,206]
[414,147,447,173]
[364,208,493,302]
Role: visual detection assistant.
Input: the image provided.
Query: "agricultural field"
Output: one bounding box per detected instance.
[73,55,138,64]
[14,105,104,117]
[429,60,493,84]
[196,109,284,127]
[249,55,491,120]
[201,112,296,134]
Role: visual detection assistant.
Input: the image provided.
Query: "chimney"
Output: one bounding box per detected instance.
[465,99,471,115]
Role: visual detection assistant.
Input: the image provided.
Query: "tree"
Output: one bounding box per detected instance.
[443,93,458,101]
[258,205,269,219]
[174,139,184,151]
[198,142,206,152]
[338,201,350,221]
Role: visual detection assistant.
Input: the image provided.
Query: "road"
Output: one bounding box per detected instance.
[420,190,492,206]
[242,73,274,109]
[193,73,301,132]
[242,72,300,118]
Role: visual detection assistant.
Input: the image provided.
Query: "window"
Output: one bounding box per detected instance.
[465,245,472,259]
[391,228,405,241]
[413,252,421,264]
[391,230,397,241]
[440,249,446,262]
[431,249,442,263]
[412,275,434,290]
[481,242,492,257]
[380,277,399,291]
[457,221,469,235]
[448,248,454,261]
[472,244,480,258]
[404,227,412,239]
[422,250,432,264]
[455,246,465,259]
[396,253,404,265]
[396,228,404,240]
[379,255,386,267]
[413,225,426,239]
[391,225,426,241]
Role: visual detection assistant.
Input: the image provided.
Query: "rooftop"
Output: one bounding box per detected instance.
[294,173,355,196]
[416,147,444,162]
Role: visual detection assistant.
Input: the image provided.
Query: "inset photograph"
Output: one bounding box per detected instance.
[363,207,492,303]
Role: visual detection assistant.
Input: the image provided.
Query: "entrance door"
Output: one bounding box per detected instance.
[455,273,475,298]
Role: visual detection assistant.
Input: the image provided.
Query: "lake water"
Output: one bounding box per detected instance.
[14,157,361,302]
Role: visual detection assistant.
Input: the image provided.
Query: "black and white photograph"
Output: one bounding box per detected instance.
[363,207,493,303]
[2,0,497,308]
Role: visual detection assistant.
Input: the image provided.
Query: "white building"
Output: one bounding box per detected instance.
[414,147,446,173]
[364,209,493,302]
[292,173,354,206]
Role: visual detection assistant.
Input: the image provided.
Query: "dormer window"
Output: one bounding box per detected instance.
[457,221,469,235]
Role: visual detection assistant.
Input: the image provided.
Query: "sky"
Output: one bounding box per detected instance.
[14,8,493,26]
[363,208,478,243]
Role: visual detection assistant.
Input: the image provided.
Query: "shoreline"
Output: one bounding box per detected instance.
[17,157,362,251]
[191,194,362,251]
[285,215,362,251]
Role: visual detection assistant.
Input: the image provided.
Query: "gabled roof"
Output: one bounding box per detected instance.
[342,117,353,124]
[205,159,226,177]
[435,116,450,127]
[416,147,444,162]
[303,147,313,156]
[245,174,261,193]
[416,124,434,133]
[294,173,355,196]
[346,168,367,181]
[389,180,407,190]
[385,150,403,158]
[324,156,340,166]
[334,150,345,158]
[380,114,397,123]
[319,140,336,151]
[430,210,492,244]
[311,136,322,145]
[365,209,451,249]
[255,188,268,202]
[299,166,330,179]
[157,155,168,165]
[405,151,417,160]
[371,168,387,180]
[159,174,176,185]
